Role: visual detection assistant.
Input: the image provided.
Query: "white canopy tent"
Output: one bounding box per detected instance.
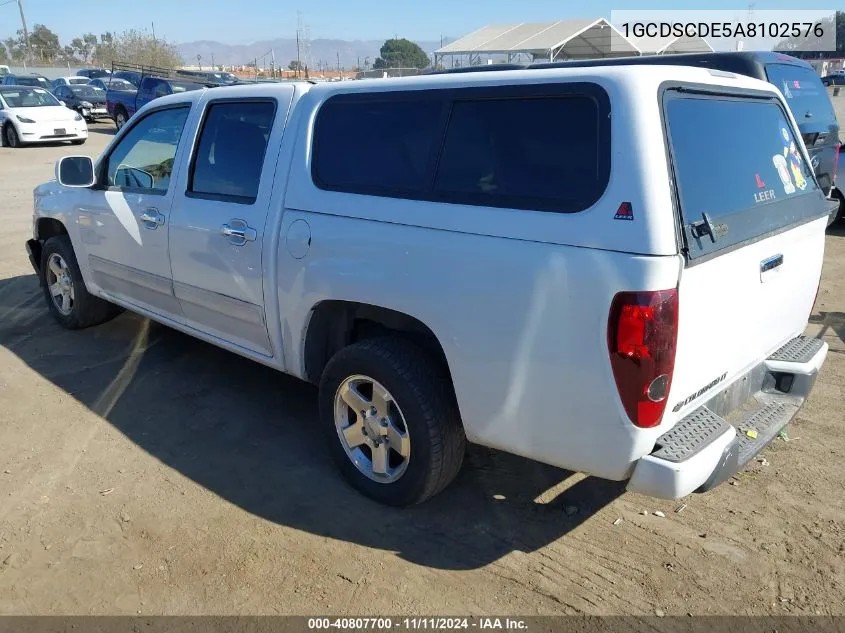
[434,18,641,67]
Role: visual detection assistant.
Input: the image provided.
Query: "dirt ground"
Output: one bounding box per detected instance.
[0,123,843,617]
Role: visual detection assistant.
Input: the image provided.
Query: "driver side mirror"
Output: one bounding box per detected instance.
[56,156,95,187]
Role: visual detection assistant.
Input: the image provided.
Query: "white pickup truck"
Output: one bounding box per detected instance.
[26,64,829,506]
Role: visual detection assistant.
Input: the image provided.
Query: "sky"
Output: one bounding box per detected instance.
[1,0,837,45]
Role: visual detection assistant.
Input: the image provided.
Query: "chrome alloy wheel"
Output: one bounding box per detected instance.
[46,253,75,315]
[334,375,411,483]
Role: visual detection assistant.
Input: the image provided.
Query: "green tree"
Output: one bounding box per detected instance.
[91,29,180,68]
[3,35,25,62]
[70,33,98,63]
[775,11,845,58]
[373,38,430,69]
[92,31,117,66]
[0,41,7,64]
[29,23,61,63]
[288,59,303,71]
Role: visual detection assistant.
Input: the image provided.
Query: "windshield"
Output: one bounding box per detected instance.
[766,64,836,124]
[68,77,89,85]
[70,86,105,98]
[0,87,60,107]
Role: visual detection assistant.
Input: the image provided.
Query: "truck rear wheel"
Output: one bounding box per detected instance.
[114,109,127,131]
[319,337,465,506]
[40,236,121,329]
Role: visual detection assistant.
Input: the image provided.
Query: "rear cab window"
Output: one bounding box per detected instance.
[665,89,825,260]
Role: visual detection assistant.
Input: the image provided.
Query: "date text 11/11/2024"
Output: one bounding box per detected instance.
[307,618,529,630]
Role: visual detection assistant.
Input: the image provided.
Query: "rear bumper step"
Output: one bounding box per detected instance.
[627,334,827,499]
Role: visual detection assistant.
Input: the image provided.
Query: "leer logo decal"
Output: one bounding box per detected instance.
[614,202,634,221]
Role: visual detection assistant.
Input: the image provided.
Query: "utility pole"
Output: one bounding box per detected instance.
[336,51,340,76]
[211,52,215,69]
[295,28,301,78]
[17,0,31,62]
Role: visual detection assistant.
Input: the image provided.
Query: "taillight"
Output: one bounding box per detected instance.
[607,289,679,429]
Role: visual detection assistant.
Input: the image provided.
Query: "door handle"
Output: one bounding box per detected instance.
[221,219,257,246]
[140,208,165,229]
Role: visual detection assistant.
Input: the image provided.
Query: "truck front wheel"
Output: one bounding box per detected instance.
[40,236,121,329]
[319,337,466,506]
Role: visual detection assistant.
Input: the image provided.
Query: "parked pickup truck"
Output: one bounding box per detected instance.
[107,75,204,130]
[27,65,830,507]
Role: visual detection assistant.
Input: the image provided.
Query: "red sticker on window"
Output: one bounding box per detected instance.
[755,173,766,188]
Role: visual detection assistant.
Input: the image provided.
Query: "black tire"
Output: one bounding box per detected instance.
[3,123,20,148]
[40,235,121,329]
[114,108,127,131]
[319,337,466,507]
[833,190,845,225]
[70,138,86,145]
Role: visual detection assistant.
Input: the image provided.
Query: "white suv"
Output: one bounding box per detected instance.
[26,64,829,506]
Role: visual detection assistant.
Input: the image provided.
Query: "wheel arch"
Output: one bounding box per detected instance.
[35,217,69,242]
[302,300,455,389]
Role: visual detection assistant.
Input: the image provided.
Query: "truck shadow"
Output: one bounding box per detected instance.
[809,311,845,347]
[87,125,117,136]
[0,273,624,570]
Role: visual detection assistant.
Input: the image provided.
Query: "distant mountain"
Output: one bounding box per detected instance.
[177,38,444,70]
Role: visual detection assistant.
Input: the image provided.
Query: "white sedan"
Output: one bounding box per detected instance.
[0,86,87,148]
[52,76,91,89]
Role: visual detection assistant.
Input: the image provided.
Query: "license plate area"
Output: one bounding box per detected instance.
[54,128,66,135]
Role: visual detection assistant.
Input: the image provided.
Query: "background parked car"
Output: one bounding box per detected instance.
[176,69,239,85]
[76,69,111,80]
[52,76,91,89]
[821,72,845,86]
[53,84,108,122]
[88,77,135,92]
[1,74,53,91]
[0,85,87,147]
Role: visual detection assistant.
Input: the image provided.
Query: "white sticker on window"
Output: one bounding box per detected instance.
[772,154,796,195]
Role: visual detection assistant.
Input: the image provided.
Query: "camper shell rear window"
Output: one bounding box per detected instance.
[664,87,826,261]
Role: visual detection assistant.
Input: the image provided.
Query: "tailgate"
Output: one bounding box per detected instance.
[662,88,828,422]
